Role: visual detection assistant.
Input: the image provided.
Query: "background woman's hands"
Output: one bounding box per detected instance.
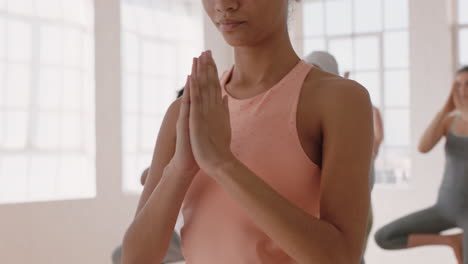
[188,51,233,174]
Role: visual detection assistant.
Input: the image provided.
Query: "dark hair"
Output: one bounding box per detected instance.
[177,88,184,99]
[457,66,468,74]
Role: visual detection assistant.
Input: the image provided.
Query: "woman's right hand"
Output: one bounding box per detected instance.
[168,71,199,177]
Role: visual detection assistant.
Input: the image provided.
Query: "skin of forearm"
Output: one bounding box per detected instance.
[211,159,352,264]
[122,165,195,264]
[419,109,450,152]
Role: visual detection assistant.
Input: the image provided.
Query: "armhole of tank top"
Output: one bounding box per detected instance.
[288,64,314,144]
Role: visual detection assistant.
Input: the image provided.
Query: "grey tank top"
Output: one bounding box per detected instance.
[437,116,468,209]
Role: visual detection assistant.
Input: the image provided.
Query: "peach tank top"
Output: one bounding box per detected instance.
[181,60,321,264]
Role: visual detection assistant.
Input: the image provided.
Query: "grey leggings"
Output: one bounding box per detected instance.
[374,205,467,263]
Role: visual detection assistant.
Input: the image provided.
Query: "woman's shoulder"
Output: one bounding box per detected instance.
[302,68,371,114]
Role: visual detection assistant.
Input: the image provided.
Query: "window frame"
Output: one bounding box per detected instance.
[295,0,411,186]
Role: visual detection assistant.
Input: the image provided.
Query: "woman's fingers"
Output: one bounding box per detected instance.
[189,75,201,116]
[206,51,222,102]
[191,57,198,80]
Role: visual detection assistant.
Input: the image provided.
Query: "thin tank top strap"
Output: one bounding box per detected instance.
[288,61,315,134]
[450,114,461,132]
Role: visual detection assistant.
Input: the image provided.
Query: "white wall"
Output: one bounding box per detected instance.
[0,0,461,264]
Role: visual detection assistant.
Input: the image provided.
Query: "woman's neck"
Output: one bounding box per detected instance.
[230,30,301,89]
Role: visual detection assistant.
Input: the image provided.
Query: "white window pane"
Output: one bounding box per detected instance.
[123,73,140,113]
[64,29,83,67]
[122,0,203,193]
[0,62,4,107]
[354,36,379,70]
[140,115,161,151]
[384,31,409,68]
[0,156,28,203]
[0,18,5,59]
[35,112,60,149]
[82,72,94,111]
[142,42,158,76]
[155,10,174,39]
[121,5,138,31]
[6,64,30,108]
[144,43,177,77]
[38,67,62,109]
[4,111,27,149]
[122,32,139,73]
[385,109,410,146]
[384,70,409,107]
[7,20,32,62]
[303,1,324,37]
[160,44,177,77]
[155,79,174,114]
[325,0,352,35]
[459,29,468,66]
[143,77,173,114]
[328,38,353,73]
[61,113,82,149]
[354,71,381,107]
[29,156,57,200]
[83,35,94,71]
[35,0,62,19]
[83,115,94,152]
[56,156,95,198]
[138,7,156,37]
[123,114,138,152]
[0,112,4,144]
[7,0,33,15]
[459,0,468,24]
[40,25,63,65]
[354,0,382,33]
[142,77,158,114]
[303,38,326,57]
[63,0,90,25]
[63,70,82,110]
[384,0,408,30]
[177,44,203,77]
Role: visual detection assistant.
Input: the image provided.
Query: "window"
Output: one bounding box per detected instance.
[121,0,204,193]
[299,0,410,186]
[0,0,95,203]
[457,0,468,66]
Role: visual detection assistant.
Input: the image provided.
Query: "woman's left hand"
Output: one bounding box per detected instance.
[188,51,234,174]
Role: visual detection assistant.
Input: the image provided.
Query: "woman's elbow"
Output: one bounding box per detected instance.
[418,144,430,154]
[121,226,165,264]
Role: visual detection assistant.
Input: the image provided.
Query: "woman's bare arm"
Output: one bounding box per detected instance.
[418,84,457,153]
[122,99,189,264]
